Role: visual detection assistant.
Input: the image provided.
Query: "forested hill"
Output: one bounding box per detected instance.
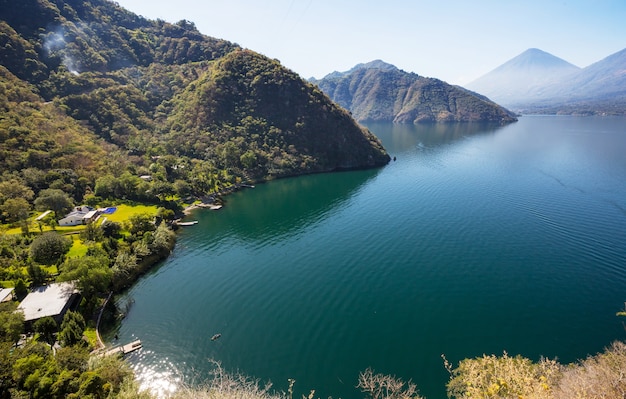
[0,0,389,206]
[311,61,517,124]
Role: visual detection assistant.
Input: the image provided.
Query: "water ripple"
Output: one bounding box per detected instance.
[117,117,626,399]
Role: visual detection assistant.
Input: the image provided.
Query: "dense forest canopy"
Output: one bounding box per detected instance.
[0,0,389,229]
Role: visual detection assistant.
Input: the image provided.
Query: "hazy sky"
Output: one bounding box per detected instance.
[113,0,626,85]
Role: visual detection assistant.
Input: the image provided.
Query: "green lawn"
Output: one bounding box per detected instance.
[101,204,158,224]
[67,236,89,258]
[2,204,159,235]
[84,327,98,348]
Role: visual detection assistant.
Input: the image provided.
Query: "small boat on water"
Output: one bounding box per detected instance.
[211,333,221,341]
[177,220,198,226]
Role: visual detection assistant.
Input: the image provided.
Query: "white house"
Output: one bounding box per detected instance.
[58,206,99,226]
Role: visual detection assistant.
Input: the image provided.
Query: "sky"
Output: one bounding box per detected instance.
[113,0,626,85]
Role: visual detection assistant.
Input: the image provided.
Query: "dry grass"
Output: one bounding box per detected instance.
[170,361,287,399]
[358,368,423,399]
[553,341,626,399]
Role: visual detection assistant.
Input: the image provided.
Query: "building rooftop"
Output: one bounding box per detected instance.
[17,282,78,322]
[0,287,14,302]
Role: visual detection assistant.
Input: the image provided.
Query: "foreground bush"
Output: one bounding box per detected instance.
[445,352,561,399]
[445,340,626,399]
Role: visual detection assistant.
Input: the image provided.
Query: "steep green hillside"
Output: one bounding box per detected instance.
[167,50,389,177]
[312,61,517,124]
[0,65,114,199]
[0,0,389,217]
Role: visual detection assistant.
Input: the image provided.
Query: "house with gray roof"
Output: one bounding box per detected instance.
[17,282,80,326]
[58,206,100,226]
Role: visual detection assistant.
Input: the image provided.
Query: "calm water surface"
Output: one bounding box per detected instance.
[113,116,626,399]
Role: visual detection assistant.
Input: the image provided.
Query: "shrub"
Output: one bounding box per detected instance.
[29,232,72,265]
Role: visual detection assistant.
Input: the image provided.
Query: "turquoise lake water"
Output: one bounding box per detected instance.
[113,116,626,399]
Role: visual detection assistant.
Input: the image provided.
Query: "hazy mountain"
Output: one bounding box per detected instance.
[465,48,581,106]
[311,61,517,124]
[467,47,626,115]
[551,47,626,100]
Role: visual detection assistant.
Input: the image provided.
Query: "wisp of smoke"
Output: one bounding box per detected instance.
[41,25,80,75]
[42,28,66,54]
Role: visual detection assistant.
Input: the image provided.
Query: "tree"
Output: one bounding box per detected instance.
[50,369,82,398]
[0,197,30,223]
[30,232,72,265]
[80,222,103,243]
[150,180,174,200]
[94,175,119,199]
[33,316,57,345]
[34,189,73,220]
[0,179,34,203]
[0,341,15,395]
[126,213,155,236]
[118,172,141,199]
[12,352,46,390]
[59,256,111,310]
[112,250,137,284]
[0,305,25,344]
[14,279,28,299]
[156,207,175,223]
[74,371,107,398]
[27,263,47,285]
[240,149,258,170]
[173,179,191,198]
[150,223,175,253]
[55,345,89,371]
[58,311,86,347]
[101,220,121,239]
[89,355,136,396]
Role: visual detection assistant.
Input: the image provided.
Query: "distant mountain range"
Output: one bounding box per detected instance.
[466,48,626,115]
[311,61,517,124]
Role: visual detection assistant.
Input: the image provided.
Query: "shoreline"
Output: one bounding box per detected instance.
[95,186,253,346]
[182,201,223,216]
[181,182,259,216]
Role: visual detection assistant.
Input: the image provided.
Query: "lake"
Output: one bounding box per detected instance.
[112,116,626,399]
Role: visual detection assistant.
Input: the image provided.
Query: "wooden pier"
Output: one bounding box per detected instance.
[103,339,142,357]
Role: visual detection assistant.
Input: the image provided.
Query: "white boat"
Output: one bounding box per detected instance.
[177,220,198,226]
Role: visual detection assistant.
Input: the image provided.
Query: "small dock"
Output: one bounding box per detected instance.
[103,339,142,357]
